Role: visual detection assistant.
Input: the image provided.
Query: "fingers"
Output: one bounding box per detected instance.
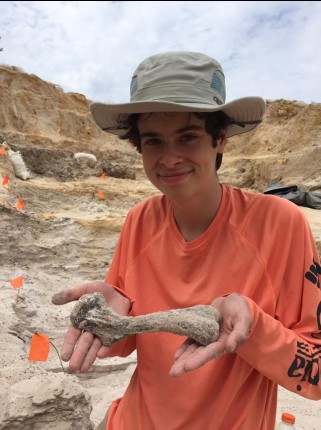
[77,335,103,373]
[61,326,82,361]
[61,326,104,372]
[97,344,112,359]
[225,325,249,353]
[211,294,252,351]
[170,341,225,377]
[173,338,195,360]
[51,281,108,305]
[52,287,85,305]
[170,341,202,376]
[52,290,72,305]
[67,331,102,373]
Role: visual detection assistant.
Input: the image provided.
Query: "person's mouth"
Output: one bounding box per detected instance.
[159,170,192,184]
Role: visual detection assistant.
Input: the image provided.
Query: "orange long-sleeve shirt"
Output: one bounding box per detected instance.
[105,184,321,430]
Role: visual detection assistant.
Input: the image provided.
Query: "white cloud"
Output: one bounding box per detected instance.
[1,1,320,103]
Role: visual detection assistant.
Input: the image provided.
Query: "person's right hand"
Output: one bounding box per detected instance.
[52,281,130,373]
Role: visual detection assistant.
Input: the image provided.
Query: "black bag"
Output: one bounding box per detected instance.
[263,183,321,210]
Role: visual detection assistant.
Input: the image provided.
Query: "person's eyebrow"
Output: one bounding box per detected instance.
[140,125,204,138]
[176,125,204,134]
[140,131,160,139]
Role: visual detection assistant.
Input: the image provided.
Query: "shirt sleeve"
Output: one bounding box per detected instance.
[237,210,321,399]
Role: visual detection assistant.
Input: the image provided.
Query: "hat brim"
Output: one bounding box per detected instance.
[90,97,265,138]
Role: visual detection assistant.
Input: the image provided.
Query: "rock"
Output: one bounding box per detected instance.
[0,364,94,430]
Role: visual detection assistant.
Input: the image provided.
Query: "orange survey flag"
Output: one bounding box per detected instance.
[10,275,24,289]
[28,333,50,362]
[16,198,24,210]
[2,174,9,185]
[0,147,5,155]
[100,173,106,179]
[98,191,105,199]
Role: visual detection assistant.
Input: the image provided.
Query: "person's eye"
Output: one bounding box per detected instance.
[142,138,161,146]
[181,134,197,142]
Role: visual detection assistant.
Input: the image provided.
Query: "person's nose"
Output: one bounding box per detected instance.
[159,144,183,168]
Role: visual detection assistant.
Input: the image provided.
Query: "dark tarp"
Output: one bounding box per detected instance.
[263,183,321,210]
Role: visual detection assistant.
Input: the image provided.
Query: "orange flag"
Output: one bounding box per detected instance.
[0,147,5,155]
[10,275,24,289]
[98,191,105,200]
[100,173,106,179]
[28,333,50,362]
[2,174,9,185]
[16,198,24,210]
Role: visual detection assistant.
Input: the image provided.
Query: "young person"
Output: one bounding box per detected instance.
[52,52,321,430]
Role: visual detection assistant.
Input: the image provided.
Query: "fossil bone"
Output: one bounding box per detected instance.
[70,292,221,346]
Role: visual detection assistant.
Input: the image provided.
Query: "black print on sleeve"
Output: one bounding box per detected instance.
[288,341,321,391]
[305,258,321,289]
[312,301,321,340]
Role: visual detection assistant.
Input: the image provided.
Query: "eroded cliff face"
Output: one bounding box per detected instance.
[0,65,320,428]
[221,99,321,192]
[0,65,139,179]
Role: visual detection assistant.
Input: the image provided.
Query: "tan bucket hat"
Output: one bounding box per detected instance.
[90,51,265,138]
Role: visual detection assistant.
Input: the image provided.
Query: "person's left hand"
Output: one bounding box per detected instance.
[169,294,253,377]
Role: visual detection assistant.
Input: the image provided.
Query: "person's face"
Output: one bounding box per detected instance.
[137,112,226,201]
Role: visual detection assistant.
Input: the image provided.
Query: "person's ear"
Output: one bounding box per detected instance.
[217,130,227,154]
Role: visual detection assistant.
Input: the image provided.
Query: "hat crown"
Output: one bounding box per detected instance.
[90,51,265,140]
[130,52,226,107]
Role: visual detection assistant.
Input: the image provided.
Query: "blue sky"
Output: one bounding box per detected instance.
[1,1,321,104]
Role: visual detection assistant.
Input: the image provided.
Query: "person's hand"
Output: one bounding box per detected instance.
[52,281,130,373]
[169,294,252,377]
